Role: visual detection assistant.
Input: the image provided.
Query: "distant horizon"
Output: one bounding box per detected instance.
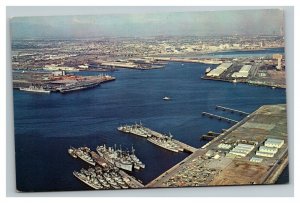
[10,9,284,40]
[11,34,284,41]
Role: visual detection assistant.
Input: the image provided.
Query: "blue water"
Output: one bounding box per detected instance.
[14,59,287,192]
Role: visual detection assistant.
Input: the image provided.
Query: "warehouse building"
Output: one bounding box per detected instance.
[250,157,263,163]
[227,143,255,157]
[217,143,232,150]
[206,63,232,77]
[231,65,252,78]
[264,138,284,148]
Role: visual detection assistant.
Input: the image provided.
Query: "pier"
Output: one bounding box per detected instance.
[118,124,197,153]
[172,140,197,153]
[202,112,238,124]
[216,105,249,115]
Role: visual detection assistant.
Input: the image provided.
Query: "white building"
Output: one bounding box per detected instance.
[264,138,284,148]
[218,143,232,150]
[259,146,278,154]
[256,151,275,158]
[232,65,252,78]
[207,63,232,77]
[227,143,255,158]
[250,157,263,163]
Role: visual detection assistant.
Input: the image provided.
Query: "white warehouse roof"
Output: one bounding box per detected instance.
[207,63,232,77]
[231,65,252,78]
[265,138,284,148]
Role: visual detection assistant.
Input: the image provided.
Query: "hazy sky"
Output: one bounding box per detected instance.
[10,9,284,39]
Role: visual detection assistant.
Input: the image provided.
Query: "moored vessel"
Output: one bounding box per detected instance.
[19,85,50,93]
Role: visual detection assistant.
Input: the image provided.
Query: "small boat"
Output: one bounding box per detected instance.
[205,67,211,74]
[163,96,171,101]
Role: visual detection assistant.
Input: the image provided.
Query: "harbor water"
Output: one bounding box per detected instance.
[13,51,287,191]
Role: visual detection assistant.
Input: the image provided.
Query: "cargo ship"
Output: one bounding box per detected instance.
[19,85,50,93]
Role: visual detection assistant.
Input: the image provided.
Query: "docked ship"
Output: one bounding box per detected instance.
[73,170,103,190]
[130,146,145,170]
[205,67,211,74]
[96,145,133,171]
[96,144,145,171]
[147,133,184,153]
[117,123,150,138]
[57,82,100,93]
[19,85,50,93]
[70,147,96,166]
[73,167,131,190]
[68,147,78,158]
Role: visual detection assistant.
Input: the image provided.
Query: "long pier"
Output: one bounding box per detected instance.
[146,128,197,153]
[202,112,238,124]
[118,124,197,153]
[216,105,249,115]
[172,140,197,153]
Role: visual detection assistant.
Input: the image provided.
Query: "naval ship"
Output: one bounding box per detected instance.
[118,123,184,153]
[117,122,150,138]
[73,167,131,190]
[19,85,50,93]
[96,144,145,171]
[68,146,96,166]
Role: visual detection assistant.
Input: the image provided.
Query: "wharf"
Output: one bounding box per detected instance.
[118,170,144,188]
[118,125,197,153]
[172,140,197,153]
[216,105,249,115]
[202,111,238,124]
[147,104,288,188]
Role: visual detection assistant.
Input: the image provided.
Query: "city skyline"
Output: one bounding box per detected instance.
[10,9,284,39]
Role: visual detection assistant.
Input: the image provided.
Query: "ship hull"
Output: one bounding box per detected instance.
[19,88,50,93]
[147,138,179,152]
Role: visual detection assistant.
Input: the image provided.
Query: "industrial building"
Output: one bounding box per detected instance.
[217,143,232,150]
[206,63,232,77]
[255,138,284,158]
[231,65,252,78]
[226,143,255,157]
[264,138,284,148]
[250,157,263,163]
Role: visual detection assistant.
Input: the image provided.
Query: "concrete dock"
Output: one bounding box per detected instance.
[147,104,288,188]
[216,105,249,115]
[202,111,239,124]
